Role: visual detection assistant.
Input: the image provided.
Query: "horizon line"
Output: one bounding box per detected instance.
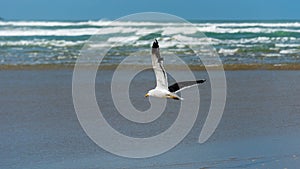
[1,18,300,22]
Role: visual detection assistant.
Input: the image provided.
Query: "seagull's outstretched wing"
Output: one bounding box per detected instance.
[168,79,206,93]
[152,39,168,89]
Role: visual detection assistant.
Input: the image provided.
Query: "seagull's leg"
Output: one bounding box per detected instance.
[166,94,182,100]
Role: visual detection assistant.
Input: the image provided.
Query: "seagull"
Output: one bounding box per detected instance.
[145,39,206,100]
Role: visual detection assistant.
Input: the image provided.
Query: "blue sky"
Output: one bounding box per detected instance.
[0,0,299,20]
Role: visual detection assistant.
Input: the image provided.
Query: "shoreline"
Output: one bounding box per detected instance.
[2,63,300,70]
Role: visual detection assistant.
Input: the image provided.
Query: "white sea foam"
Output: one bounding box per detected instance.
[218,48,239,55]
[280,49,300,54]
[275,44,300,48]
[274,64,286,66]
[221,37,300,45]
[135,28,161,36]
[107,36,140,43]
[0,27,140,36]
[0,28,99,36]
[195,22,300,28]
[195,26,300,34]
[0,39,85,47]
[132,40,151,47]
[172,34,221,46]
[0,21,88,27]
[262,53,281,57]
[161,27,198,35]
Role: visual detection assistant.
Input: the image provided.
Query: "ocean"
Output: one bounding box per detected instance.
[0,20,300,65]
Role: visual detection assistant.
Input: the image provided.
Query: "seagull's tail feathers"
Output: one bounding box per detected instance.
[152,39,159,48]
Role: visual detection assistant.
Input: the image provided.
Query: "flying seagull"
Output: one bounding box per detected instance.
[145,39,206,100]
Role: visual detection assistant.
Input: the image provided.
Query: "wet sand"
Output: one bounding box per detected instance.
[1,69,300,169]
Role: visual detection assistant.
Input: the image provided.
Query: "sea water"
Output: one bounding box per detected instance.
[0,20,300,65]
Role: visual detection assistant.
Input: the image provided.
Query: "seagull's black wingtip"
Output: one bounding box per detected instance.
[196,79,206,83]
[152,39,159,48]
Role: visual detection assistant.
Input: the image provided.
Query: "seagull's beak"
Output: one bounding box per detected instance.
[145,93,149,97]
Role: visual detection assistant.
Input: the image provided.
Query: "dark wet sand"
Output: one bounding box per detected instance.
[1,69,300,169]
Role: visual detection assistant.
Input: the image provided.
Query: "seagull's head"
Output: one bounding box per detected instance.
[144,89,154,97]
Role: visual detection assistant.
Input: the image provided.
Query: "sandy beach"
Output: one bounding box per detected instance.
[1,68,300,169]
